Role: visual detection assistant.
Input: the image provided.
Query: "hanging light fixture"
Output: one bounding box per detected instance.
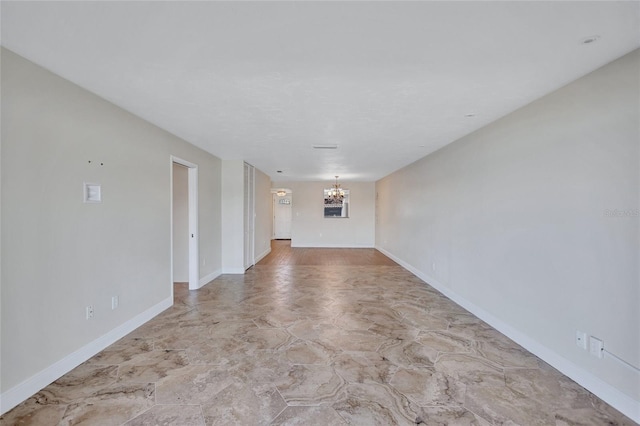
[328,176,344,204]
[276,190,287,197]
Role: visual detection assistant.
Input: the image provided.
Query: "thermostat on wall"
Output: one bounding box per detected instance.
[84,183,102,203]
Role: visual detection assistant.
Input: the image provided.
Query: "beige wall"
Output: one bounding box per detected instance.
[376,50,640,413]
[221,160,245,273]
[0,48,222,402]
[276,181,375,248]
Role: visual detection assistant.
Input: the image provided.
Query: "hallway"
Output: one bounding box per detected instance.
[1,244,632,425]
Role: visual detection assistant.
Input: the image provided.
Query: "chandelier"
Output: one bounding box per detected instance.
[328,176,345,204]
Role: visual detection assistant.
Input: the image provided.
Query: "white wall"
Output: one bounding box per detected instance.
[254,168,273,262]
[172,163,189,282]
[276,181,375,248]
[376,50,639,419]
[0,48,223,412]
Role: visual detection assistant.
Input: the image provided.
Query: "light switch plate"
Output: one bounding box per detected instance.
[84,183,102,203]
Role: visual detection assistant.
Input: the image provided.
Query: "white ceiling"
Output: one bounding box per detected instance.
[2,1,639,182]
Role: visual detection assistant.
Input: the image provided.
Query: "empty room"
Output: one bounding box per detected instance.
[1,1,638,425]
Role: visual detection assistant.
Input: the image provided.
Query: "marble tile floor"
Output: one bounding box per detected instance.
[1,264,635,425]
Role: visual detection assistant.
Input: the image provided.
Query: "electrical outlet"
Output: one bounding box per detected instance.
[575,330,587,350]
[432,262,436,272]
[589,336,604,359]
[111,296,119,310]
[86,305,94,319]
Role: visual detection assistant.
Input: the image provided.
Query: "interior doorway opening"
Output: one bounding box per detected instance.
[272,189,293,240]
[170,156,199,299]
[172,163,189,289]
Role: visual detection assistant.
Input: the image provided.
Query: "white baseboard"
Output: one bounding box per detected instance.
[198,269,221,288]
[375,246,640,423]
[254,247,271,263]
[291,243,375,248]
[0,296,173,416]
[222,267,245,274]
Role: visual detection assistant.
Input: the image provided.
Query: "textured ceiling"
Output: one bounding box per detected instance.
[2,1,639,182]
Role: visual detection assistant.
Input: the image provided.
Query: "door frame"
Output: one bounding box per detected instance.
[170,156,199,293]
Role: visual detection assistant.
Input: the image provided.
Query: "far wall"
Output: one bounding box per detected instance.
[275,181,375,248]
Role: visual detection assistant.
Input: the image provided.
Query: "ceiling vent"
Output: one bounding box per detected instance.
[313,144,338,149]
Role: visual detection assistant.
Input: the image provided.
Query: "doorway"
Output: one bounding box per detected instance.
[273,190,292,239]
[171,156,199,294]
[172,163,189,287]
